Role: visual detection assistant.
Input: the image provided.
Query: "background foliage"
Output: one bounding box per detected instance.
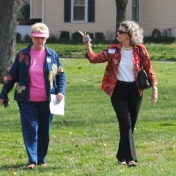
[15,42,176,60]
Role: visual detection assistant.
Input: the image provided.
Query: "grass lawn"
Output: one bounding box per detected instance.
[16,42,176,61]
[0,59,176,175]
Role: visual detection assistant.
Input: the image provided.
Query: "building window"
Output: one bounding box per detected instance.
[17,0,30,25]
[64,0,95,23]
[132,0,139,22]
[72,0,86,21]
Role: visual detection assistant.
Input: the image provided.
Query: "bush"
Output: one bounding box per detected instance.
[86,32,94,39]
[47,34,59,43]
[144,36,175,44]
[95,32,105,41]
[72,31,82,43]
[24,34,32,43]
[71,31,94,43]
[111,38,119,44]
[59,31,70,40]
[59,31,70,43]
[16,33,21,42]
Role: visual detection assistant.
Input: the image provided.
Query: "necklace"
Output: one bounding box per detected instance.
[122,46,133,50]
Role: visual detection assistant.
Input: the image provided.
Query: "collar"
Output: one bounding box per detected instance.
[109,43,143,50]
[22,43,52,56]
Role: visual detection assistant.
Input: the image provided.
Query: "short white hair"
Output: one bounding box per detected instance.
[31,23,49,36]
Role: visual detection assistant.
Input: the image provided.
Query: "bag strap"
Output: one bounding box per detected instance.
[139,46,143,69]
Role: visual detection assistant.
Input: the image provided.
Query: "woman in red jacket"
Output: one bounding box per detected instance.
[79,21,158,167]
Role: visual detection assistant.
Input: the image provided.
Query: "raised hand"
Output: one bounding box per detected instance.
[78,31,91,45]
[78,31,85,37]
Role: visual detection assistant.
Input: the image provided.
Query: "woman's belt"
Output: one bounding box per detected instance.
[118,80,135,84]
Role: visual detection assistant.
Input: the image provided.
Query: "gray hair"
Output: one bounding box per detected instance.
[120,21,143,46]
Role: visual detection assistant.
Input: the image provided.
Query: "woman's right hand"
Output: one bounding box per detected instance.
[78,31,91,44]
[78,31,92,56]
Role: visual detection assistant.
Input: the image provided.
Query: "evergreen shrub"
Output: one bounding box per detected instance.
[144,36,175,44]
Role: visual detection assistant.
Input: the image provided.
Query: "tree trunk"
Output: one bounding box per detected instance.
[0,0,20,83]
[115,0,128,31]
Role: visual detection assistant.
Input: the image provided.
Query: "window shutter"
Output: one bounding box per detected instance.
[88,0,95,22]
[64,0,71,22]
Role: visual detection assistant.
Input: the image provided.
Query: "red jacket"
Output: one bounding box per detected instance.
[87,43,158,97]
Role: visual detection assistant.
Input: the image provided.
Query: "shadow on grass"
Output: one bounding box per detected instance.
[0,163,61,171]
[0,163,27,171]
[51,118,116,128]
[159,122,176,127]
[0,116,116,132]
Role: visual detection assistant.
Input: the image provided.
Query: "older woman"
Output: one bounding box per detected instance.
[0,23,66,169]
[79,21,158,167]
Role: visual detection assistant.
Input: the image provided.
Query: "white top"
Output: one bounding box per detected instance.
[116,48,135,82]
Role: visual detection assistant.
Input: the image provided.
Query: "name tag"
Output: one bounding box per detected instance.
[47,58,51,62]
[108,48,116,54]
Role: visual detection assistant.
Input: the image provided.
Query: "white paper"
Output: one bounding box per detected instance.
[49,94,65,115]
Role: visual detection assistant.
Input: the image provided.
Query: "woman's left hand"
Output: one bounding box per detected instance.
[0,99,4,105]
[56,93,64,104]
[151,88,158,106]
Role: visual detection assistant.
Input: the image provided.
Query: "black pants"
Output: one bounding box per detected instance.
[111,81,142,163]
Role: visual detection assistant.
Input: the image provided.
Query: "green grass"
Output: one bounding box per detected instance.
[16,43,176,60]
[0,60,176,175]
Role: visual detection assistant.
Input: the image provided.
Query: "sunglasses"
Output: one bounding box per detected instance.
[117,30,127,34]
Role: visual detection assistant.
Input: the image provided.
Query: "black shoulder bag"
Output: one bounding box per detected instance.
[138,47,151,89]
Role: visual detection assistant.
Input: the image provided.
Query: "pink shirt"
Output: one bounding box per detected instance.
[29,48,47,101]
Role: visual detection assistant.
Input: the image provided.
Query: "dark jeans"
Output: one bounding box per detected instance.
[111,81,142,163]
[17,101,53,164]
